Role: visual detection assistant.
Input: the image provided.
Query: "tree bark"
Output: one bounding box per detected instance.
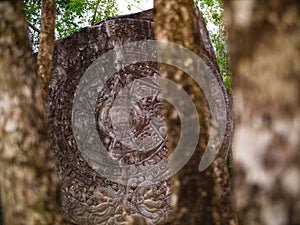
[0,1,66,224]
[154,1,237,224]
[37,0,56,94]
[224,0,300,224]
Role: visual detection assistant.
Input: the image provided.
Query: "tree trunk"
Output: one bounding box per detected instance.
[37,0,56,94]
[154,1,237,224]
[224,0,300,224]
[0,1,66,224]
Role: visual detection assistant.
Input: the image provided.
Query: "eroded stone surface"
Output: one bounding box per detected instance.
[48,10,173,225]
[48,8,233,225]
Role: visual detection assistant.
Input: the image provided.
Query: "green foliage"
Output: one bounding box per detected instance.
[196,0,233,173]
[24,0,232,96]
[23,0,41,48]
[223,74,232,99]
[227,149,233,177]
[195,0,232,95]
[23,0,118,50]
[125,0,143,13]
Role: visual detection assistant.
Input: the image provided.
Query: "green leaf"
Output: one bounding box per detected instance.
[24,0,119,50]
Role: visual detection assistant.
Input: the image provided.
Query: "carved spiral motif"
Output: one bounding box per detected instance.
[95,62,167,166]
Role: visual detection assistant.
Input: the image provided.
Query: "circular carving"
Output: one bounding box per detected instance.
[49,9,231,225]
[95,63,167,165]
[49,15,173,224]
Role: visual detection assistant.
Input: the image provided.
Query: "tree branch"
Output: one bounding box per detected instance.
[91,0,101,25]
[28,21,40,33]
